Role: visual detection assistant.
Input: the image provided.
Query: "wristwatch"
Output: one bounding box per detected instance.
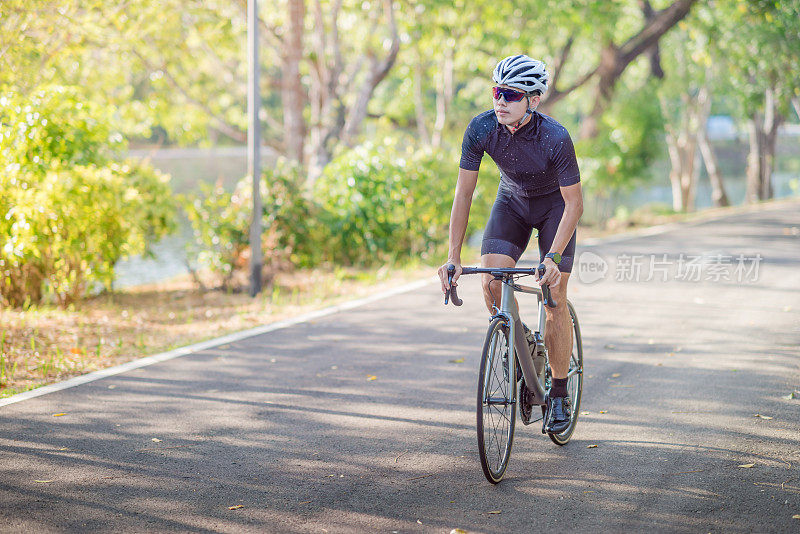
[545,252,562,265]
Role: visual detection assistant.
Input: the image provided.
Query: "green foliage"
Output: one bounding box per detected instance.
[0,85,123,173]
[184,138,492,278]
[182,159,317,289]
[314,138,482,265]
[577,79,664,193]
[0,162,175,307]
[0,85,176,308]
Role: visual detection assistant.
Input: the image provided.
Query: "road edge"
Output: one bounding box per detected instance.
[0,277,436,408]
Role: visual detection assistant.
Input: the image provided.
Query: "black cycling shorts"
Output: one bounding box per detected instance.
[481,187,576,272]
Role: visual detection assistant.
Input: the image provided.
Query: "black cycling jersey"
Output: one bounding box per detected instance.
[460,109,580,197]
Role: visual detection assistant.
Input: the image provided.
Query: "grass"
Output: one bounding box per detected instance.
[0,257,450,398]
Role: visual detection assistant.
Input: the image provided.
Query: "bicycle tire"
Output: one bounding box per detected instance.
[477,317,517,483]
[548,300,583,445]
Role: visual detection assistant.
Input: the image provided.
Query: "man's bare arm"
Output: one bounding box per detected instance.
[549,182,583,256]
[438,168,478,292]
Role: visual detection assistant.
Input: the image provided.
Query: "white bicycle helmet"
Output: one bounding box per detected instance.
[493,54,548,95]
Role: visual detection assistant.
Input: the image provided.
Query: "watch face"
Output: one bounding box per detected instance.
[548,252,561,264]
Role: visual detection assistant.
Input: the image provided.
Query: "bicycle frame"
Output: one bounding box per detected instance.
[446,264,569,407]
[486,274,548,407]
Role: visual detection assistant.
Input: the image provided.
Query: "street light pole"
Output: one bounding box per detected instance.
[248,0,262,297]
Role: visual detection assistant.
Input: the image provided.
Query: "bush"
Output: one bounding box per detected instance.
[182,159,317,290]
[313,139,465,265]
[182,138,496,287]
[0,85,176,307]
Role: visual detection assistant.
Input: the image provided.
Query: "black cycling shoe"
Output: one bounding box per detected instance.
[544,394,572,434]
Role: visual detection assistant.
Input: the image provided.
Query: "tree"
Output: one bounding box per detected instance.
[538,0,699,139]
[715,0,800,203]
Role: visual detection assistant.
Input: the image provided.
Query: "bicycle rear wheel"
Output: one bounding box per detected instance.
[477,317,516,483]
[548,301,584,445]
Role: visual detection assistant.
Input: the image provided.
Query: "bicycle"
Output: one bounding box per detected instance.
[444,263,583,484]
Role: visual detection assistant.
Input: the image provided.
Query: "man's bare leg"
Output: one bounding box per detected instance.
[543,272,572,379]
[480,253,516,314]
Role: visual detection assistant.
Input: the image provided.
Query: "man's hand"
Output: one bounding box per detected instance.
[438,261,462,294]
[535,257,561,288]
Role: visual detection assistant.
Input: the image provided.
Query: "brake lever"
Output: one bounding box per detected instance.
[445,264,463,306]
[537,263,558,308]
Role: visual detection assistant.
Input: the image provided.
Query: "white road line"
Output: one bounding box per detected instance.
[0,277,437,408]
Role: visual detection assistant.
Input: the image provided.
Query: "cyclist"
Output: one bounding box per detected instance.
[437,54,583,434]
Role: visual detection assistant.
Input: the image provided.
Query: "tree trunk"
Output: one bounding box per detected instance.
[431,45,453,148]
[341,0,399,145]
[696,85,729,207]
[762,84,780,200]
[662,91,700,212]
[746,111,764,203]
[579,0,698,139]
[283,0,306,164]
[745,85,783,203]
[413,57,431,144]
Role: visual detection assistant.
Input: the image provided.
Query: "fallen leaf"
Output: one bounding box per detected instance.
[366,375,377,381]
[488,510,501,514]
[580,411,591,415]
[599,410,608,414]
[583,490,595,493]
[754,414,773,420]
[587,444,598,449]
[449,358,465,364]
[107,385,116,389]
[228,505,244,510]
[449,501,456,504]
[450,529,468,534]
[326,474,335,478]
[34,480,53,483]
[270,358,277,363]
[151,438,162,442]
[738,463,756,468]
[604,344,615,349]
[785,391,799,400]
[331,365,338,370]
[52,413,66,417]
[611,373,621,378]
[417,520,423,524]
[793,514,800,519]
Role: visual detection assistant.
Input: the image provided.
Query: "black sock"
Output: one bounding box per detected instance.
[550,378,568,397]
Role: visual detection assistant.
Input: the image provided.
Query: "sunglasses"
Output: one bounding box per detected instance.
[492,86,528,102]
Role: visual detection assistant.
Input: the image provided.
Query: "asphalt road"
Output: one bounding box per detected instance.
[2,199,799,533]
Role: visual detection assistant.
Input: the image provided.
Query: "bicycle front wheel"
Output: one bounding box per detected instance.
[477,317,517,483]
